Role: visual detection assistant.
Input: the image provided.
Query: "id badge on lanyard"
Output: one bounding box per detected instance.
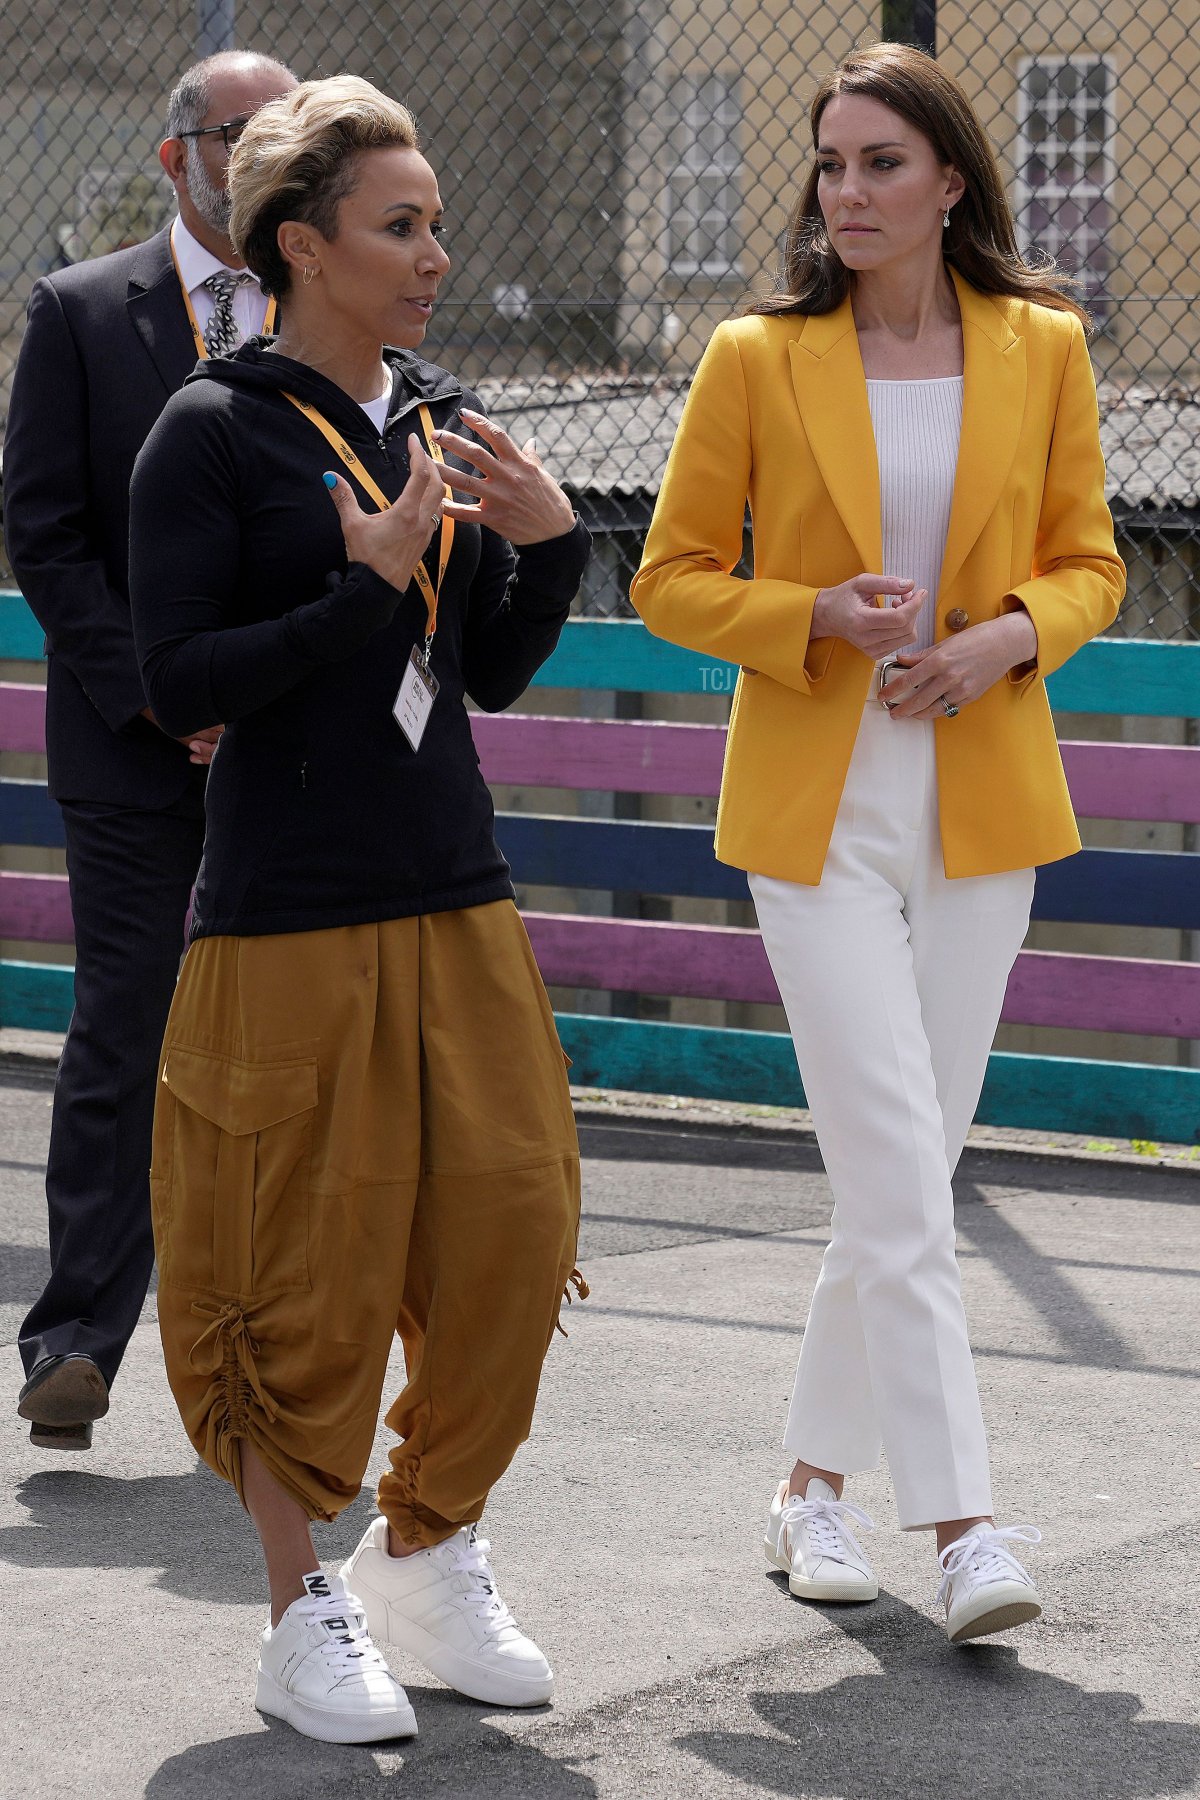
[394,648,440,751]
[281,390,454,753]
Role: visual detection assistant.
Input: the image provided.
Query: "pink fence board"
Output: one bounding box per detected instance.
[471,712,726,797]
[526,910,779,1004]
[1,870,1194,1037]
[1002,948,1200,1037]
[523,911,1200,1039]
[0,682,47,754]
[471,712,1200,824]
[1059,741,1200,825]
[0,870,72,942]
[2,689,1198,823]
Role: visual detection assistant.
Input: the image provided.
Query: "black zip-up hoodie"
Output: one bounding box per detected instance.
[129,341,590,938]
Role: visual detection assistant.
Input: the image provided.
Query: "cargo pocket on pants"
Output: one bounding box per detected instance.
[155,1045,318,1298]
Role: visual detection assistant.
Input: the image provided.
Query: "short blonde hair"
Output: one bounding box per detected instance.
[228,75,419,299]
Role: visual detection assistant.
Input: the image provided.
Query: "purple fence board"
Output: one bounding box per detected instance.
[4,689,1197,820]
[473,713,725,796]
[0,682,47,754]
[472,712,1200,823]
[522,912,1200,1038]
[0,870,73,942]
[2,871,1195,1037]
[526,911,779,1004]
[1002,948,1200,1037]
[1059,741,1200,825]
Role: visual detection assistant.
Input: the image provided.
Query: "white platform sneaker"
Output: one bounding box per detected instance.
[341,1516,554,1707]
[765,1477,879,1602]
[255,1570,418,1743]
[938,1523,1043,1643]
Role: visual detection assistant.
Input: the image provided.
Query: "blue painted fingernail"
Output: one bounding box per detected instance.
[323,472,337,489]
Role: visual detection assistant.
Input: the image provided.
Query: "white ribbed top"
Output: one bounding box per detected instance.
[866,377,963,652]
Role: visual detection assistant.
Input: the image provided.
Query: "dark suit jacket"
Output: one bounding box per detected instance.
[3,226,209,807]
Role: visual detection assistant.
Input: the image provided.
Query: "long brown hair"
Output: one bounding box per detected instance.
[747,42,1088,326]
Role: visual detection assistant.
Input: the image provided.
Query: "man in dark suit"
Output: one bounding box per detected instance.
[4,49,296,1450]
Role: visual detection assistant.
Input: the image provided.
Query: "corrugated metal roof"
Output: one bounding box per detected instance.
[1097,385,1200,511]
[473,374,1200,511]
[473,376,688,498]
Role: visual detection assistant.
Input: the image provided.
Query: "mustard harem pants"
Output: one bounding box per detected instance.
[150,901,582,1546]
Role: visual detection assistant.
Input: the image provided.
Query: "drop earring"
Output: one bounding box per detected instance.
[943,209,951,230]
[302,265,317,286]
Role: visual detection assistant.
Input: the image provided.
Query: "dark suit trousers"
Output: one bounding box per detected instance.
[19,796,206,1387]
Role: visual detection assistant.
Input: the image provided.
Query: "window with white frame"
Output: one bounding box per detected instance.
[1015,56,1114,319]
[665,75,742,278]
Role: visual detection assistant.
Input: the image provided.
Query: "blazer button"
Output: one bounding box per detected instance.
[945,608,970,632]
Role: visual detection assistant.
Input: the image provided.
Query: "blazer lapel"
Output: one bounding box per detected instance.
[939,268,1027,596]
[126,228,199,398]
[789,300,882,574]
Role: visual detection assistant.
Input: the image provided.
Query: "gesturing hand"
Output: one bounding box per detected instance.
[812,575,928,658]
[881,612,1039,719]
[323,435,447,594]
[434,409,577,545]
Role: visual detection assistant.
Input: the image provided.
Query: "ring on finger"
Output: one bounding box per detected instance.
[941,696,960,718]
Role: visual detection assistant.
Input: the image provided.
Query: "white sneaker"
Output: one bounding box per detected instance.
[764,1478,879,1602]
[255,1570,418,1743]
[938,1523,1043,1643]
[341,1516,553,1707]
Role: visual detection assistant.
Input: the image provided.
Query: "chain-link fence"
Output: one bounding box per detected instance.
[1,0,1198,634]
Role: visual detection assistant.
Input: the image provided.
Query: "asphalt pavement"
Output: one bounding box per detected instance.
[1,1065,1197,1800]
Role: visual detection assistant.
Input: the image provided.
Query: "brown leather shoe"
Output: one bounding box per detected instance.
[18,1354,110,1451]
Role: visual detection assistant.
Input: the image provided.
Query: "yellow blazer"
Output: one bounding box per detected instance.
[630,270,1125,882]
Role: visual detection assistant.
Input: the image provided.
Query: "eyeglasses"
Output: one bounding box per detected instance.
[177,118,250,153]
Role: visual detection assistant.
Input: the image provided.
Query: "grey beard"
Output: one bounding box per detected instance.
[186,153,232,236]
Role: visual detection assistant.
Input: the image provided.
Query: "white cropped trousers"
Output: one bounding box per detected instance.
[749,697,1034,1530]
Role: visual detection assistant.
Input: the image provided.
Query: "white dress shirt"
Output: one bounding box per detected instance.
[170,215,271,345]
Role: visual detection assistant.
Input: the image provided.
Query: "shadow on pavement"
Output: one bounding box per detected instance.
[144,1701,599,1800]
[0,1240,49,1305]
[0,1467,381,1603]
[578,1118,1200,1207]
[955,1178,1138,1370]
[679,1589,1200,1799]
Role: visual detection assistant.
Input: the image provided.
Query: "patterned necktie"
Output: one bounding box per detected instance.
[201,270,249,358]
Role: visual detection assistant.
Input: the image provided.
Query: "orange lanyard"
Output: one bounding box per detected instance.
[281,391,453,647]
[170,237,278,360]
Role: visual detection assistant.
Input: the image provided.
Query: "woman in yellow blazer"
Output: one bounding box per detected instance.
[632,42,1123,1645]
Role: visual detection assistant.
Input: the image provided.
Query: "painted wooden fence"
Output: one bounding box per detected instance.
[2,593,1198,1141]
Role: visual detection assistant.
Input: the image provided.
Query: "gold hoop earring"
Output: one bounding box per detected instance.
[302,265,317,286]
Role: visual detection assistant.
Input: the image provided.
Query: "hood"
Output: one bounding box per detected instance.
[185,337,463,436]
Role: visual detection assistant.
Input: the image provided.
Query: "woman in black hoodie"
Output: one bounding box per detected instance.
[130,76,590,1746]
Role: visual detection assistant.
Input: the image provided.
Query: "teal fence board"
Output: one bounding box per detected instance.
[531,619,734,695]
[558,1010,804,1108]
[1045,639,1200,718]
[0,593,46,663]
[527,618,1200,716]
[4,963,1195,1142]
[0,959,73,1033]
[2,593,1198,716]
[556,1012,1200,1143]
[978,1052,1200,1144]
